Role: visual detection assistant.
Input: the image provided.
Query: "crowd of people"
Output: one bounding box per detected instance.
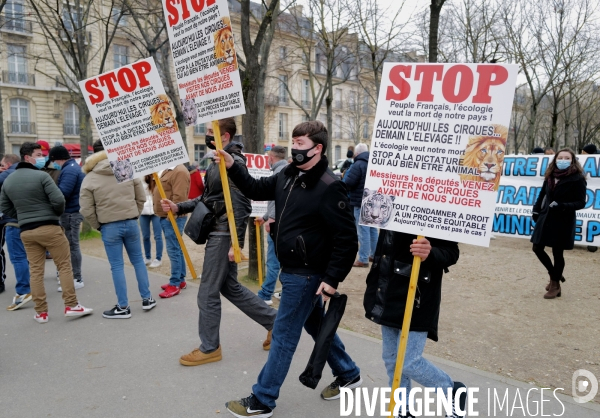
[0,121,594,418]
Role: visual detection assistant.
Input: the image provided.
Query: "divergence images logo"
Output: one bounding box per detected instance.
[572,369,598,403]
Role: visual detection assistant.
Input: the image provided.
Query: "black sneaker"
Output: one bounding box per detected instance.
[446,381,467,418]
[102,305,131,319]
[320,374,363,400]
[225,394,273,417]
[142,297,157,311]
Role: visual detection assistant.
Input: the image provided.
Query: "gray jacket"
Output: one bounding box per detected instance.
[262,159,288,222]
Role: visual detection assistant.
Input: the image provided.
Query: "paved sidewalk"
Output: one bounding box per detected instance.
[1,255,598,417]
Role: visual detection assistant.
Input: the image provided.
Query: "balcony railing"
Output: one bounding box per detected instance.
[63,124,80,136]
[301,100,312,107]
[7,121,36,134]
[334,100,343,109]
[278,96,289,106]
[59,29,92,45]
[0,16,33,34]
[2,71,35,86]
[278,132,288,139]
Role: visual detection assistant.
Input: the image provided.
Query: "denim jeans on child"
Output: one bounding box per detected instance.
[139,214,163,261]
[101,219,151,307]
[353,206,378,263]
[160,216,187,286]
[381,325,453,408]
[252,272,360,409]
[257,234,280,300]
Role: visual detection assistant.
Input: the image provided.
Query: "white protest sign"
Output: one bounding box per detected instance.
[245,153,271,217]
[163,0,245,125]
[361,63,519,246]
[494,154,600,246]
[79,57,189,183]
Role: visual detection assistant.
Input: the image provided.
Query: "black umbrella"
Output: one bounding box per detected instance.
[299,292,348,389]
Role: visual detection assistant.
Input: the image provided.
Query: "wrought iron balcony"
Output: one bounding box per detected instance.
[2,71,35,86]
[7,121,36,134]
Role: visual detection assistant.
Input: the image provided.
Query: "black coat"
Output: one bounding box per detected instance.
[363,231,459,341]
[531,173,586,250]
[227,156,358,288]
[343,152,369,207]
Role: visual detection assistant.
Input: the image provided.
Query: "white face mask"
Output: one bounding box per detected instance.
[556,160,571,170]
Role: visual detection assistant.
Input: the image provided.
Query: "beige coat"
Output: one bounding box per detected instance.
[80,151,145,229]
[153,164,190,218]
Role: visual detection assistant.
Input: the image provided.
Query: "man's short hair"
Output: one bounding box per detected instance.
[20,142,42,161]
[218,118,237,140]
[292,120,328,154]
[93,139,104,153]
[2,154,20,165]
[270,145,286,160]
[354,143,369,155]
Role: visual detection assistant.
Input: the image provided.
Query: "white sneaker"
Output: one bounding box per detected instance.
[64,303,93,317]
[58,280,84,292]
[34,312,49,323]
[149,259,162,268]
[273,292,282,300]
[144,258,152,265]
[264,299,273,306]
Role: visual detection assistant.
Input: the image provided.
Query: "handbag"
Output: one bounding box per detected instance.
[183,201,223,245]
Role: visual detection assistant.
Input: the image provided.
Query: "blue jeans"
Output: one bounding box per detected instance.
[160,216,187,286]
[101,219,152,307]
[381,326,453,407]
[253,272,360,409]
[139,214,163,261]
[60,212,83,282]
[5,226,30,295]
[258,234,280,300]
[353,206,378,263]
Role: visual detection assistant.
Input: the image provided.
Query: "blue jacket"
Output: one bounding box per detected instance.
[57,159,85,213]
[343,151,369,207]
[0,163,18,223]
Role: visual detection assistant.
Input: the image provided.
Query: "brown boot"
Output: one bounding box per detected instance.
[263,329,272,351]
[179,345,222,366]
[544,280,561,299]
[545,275,565,291]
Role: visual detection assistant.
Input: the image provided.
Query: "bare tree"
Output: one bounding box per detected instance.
[428,0,447,63]
[0,0,8,157]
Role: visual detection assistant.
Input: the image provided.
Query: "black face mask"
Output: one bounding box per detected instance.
[205,135,216,150]
[291,144,318,166]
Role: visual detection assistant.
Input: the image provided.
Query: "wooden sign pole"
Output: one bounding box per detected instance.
[212,120,242,263]
[255,218,263,286]
[388,235,424,416]
[152,172,197,279]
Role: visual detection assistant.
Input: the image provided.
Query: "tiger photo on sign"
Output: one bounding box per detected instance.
[214,17,237,71]
[458,124,508,192]
[360,189,395,228]
[150,94,178,133]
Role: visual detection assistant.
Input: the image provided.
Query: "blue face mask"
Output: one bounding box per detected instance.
[556,160,571,170]
[34,157,46,169]
[53,162,62,170]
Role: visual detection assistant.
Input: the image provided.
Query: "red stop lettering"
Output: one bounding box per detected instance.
[165,0,216,27]
[246,154,255,168]
[441,65,473,103]
[472,65,509,104]
[386,65,412,101]
[415,65,443,101]
[255,155,265,169]
[86,61,154,105]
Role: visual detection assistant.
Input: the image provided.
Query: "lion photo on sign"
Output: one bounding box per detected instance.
[458,124,508,191]
[150,94,178,133]
[214,17,237,71]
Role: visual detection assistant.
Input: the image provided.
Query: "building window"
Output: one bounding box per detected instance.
[64,102,79,135]
[62,2,82,32]
[302,79,311,106]
[278,113,288,139]
[335,145,341,161]
[362,121,369,139]
[334,115,342,139]
[112,7,127,26]
[349,91,357,111]
[194,144,206,162]
[318,113,326,124]
[9,98,32,133]
[4,0,27,32]
[334,88,342,109]
[113,45,128,69]
[362,93,370,113]
[279,46,287,60]
[6,45,32,85]
[194,124,206,136]
[278,75,288,105]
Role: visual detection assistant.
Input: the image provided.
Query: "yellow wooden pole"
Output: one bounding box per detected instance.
[152,172,197,279]
[388,235,424,416]
[212,120,242,263]
[255,218,263,286]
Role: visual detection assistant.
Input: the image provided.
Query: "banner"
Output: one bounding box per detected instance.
[163,0,245,125]
[79,57,189,182]
[361,63,519,246]
[245,153,271,217]
[495,155,600,246]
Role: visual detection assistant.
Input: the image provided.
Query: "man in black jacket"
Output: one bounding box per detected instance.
[364,231,467,418]
[217,121,361,418]
[161,118,276,367]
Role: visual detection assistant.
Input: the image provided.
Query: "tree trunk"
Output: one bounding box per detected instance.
[79,100,93,160]
[527,104,537,153]
[0,87,5,159]
[428,0,446,63]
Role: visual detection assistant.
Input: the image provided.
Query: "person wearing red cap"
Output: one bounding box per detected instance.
[36,140,50,157]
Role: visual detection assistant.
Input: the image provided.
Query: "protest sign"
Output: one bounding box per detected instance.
[494,154,600,246]
[245,153,271,217]
[361,63,519,246]
[163,0,245,126]
[79,57,189,183]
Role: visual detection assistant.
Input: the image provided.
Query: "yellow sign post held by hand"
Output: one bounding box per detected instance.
[152,172,197,279]
[388,235,424,416]
[212,120,242,263]
[255,218,263,286]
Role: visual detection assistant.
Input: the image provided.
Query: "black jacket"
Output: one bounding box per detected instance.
[364,231,459,341]
[343,151,369,207]
[177,142,251,246]
[531,172,586,250]
[227,156,357,288]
